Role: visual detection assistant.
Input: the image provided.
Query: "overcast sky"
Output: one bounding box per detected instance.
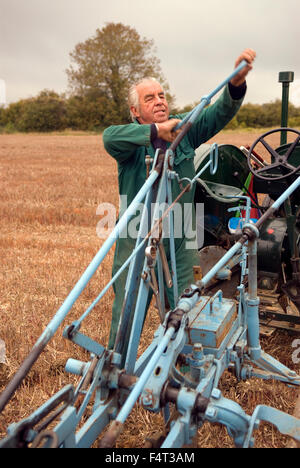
[1,0,300,108]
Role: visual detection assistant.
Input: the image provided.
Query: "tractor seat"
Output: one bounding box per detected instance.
[196,178,244,203]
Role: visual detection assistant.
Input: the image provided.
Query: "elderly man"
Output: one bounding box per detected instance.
[103,49,256,349]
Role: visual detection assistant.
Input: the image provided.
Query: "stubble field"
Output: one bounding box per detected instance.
[0,130,299,448]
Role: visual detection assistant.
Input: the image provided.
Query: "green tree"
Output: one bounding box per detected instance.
[0,106,5,127]
[17,90,67,132]
[1,100,26,131]
[66,22,172,124]
[66,92,114,131]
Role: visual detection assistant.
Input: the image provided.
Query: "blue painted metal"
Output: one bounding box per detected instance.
[200,241,243,288]
[188,294,237,348]
[166,166,179,304]
[117,326,175,425]
[1,62,300,450]
[271,174,300,209]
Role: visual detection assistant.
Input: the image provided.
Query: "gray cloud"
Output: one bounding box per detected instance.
[1,0,299,107]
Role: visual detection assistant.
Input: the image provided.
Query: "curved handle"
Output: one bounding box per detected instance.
[210,143,218,175]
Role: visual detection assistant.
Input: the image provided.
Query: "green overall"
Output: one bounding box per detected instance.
[103,84,244,348]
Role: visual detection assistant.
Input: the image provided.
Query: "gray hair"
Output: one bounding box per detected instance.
[128,77,161,121]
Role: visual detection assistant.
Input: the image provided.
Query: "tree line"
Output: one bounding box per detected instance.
[1,22,299,133]
[1,91,299,133]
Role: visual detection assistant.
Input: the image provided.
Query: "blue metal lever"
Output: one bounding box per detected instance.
[174,59,248,130]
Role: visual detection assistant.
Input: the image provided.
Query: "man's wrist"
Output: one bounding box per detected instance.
[150,123,159,141]
[228,81,247,100]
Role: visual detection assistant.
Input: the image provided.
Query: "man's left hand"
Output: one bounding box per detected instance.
[230,48,256,87]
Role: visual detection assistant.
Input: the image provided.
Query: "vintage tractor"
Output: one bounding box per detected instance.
[0,62,299,449]
[194,71,300,333]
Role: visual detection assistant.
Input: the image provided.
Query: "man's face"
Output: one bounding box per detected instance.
[131,81,169,124]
